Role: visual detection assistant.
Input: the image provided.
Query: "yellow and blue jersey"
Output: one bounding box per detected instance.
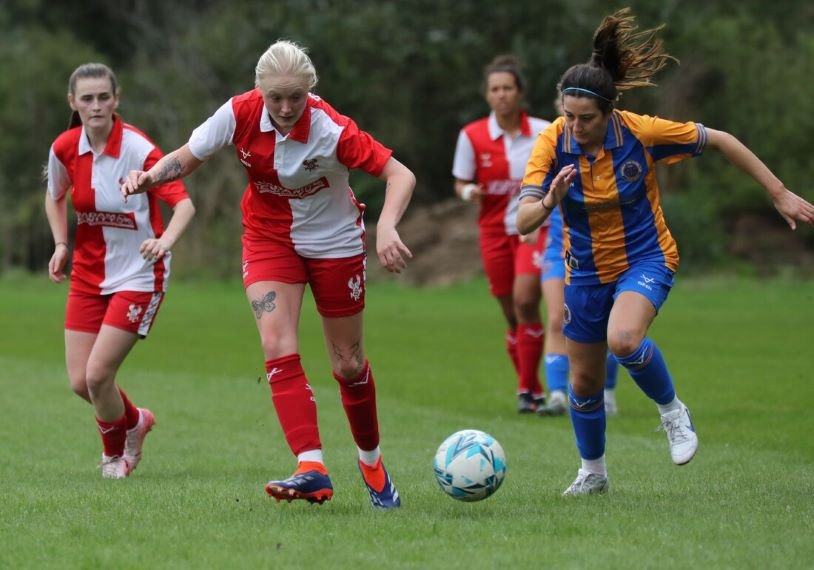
[520,110,706,284]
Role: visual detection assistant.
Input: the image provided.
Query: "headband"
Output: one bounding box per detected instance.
[561,87,614,103]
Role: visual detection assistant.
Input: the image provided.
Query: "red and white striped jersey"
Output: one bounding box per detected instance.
[452,111,550,236]
[47,116,189,295]
[188,90,392,259]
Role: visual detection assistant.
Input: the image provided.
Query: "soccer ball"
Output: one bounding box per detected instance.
[433,429,507,502]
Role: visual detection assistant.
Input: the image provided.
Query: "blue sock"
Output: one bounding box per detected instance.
[544,354,569,393]
[568,387,606,460]
[615,338,675,405]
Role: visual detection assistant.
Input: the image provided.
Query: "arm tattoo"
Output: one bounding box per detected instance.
[332,340,364,367]
[251,291,277,320]
[155,157,184,183]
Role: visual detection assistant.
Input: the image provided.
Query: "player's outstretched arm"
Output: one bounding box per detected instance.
[121,144,203,199]
[706,129,814,230]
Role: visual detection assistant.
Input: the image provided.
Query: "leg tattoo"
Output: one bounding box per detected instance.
[251,290,277,320]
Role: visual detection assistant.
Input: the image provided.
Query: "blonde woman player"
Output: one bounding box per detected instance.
[122,40,415,509]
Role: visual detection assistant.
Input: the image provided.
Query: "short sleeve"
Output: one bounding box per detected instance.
[188,100,237,161]
[46,145,71,200]
[451,130,476,181]
[335,119,393,176]
[621,112,707,164]
[519,124,559,201]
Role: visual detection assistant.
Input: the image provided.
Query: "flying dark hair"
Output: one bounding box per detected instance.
[558,7,676,113]
[482,54,527,93]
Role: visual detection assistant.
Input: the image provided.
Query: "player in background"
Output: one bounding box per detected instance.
[45,63,195,479]
[537,204,621,417]
[452,55,551,413]
[121,40,414,509]
[517,8,814,495]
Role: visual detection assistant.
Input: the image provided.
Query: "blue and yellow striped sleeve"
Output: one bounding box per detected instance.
[620,111,706,165]
[520,120,561,201]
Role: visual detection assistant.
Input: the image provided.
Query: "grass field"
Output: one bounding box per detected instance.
[1,273,812,569]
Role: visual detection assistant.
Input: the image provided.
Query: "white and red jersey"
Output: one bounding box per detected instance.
[47,116,189,295]
[452,111,550,236]
[188,90,392,259]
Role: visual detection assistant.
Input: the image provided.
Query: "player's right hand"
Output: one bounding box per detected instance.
[120,170,152,201]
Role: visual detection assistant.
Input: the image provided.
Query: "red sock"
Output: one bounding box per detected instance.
[96,414,129,457]
[117,387,140,430]
[333,361,380,452]
[266,354,322,455]
[506,329,520,374]
[517,323,544,396]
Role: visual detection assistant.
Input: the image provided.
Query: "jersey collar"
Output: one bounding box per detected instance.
[561,110,624,156]
[488,110,532,140]
[259,99,312,144]
[78,114,124,158]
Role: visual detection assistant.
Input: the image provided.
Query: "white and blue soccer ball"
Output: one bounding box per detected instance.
[433,429,507,502]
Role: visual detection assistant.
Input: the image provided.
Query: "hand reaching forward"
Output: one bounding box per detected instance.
[120,170,154,200]
[773,189,814,230]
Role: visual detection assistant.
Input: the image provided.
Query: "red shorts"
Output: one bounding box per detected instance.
[65,289,165,338]
[479,229,544,297]
[242,239,366,318]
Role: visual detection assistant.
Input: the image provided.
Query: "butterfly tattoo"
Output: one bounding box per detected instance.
[251,290,277,319]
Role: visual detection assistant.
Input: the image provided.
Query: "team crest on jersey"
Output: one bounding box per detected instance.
[348,274,363,302]
[479,153,493,168]
[302,158,318,172]
[239,147,252,168]
[127,304,143,323]
[619,160,643,183]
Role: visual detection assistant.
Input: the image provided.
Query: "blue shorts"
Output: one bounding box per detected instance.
[563,261,675,343]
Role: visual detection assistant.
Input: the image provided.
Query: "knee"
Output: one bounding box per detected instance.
[333,360,365,382]
[68,375,91,402]
[569,370,601,397]
[513,297,540,322]
[84,363,113,395]
[260,334,298,361]
[607,328,643,358]
[547,309,564,333]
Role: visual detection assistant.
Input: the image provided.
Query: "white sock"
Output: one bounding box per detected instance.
[657,397,682,416]
[581,455,607,476]
[358,446,381,467]
[297,449,324,464]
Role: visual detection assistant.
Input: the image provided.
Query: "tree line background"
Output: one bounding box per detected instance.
[2,0,813,280]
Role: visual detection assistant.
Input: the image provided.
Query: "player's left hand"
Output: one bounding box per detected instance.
[376,226,413,273]
[773,189,814,230]
[140,237,172,264]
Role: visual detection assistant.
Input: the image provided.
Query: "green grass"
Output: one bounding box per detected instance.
[0,274,812,569]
